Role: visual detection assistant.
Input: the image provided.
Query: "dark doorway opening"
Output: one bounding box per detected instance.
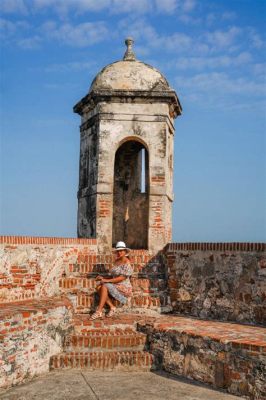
[112,140,149,249]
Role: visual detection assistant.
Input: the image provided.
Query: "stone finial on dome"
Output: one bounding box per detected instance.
[123,37,136,61]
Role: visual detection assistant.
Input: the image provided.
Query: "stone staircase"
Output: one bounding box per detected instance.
[53,250,167,372]
[50,314,156,371]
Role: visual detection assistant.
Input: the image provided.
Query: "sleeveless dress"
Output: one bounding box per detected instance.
[104,263,133,304]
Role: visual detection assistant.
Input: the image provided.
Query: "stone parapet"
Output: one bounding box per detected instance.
[165,242,266,325]
[0,237,98,302]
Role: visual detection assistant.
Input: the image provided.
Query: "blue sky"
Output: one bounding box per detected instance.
[0,0,265,242]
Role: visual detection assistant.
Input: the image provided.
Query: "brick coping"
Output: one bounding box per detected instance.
[0,236,97,245]
[0,297,73,319]
[167,242,266,251]
[137,315,266,350]
[72,313,266,349]
[1,236,265,251]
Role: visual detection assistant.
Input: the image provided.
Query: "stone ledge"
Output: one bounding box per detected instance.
[0,297,73,320]
[137,315,266,349]
[137,315,266,399]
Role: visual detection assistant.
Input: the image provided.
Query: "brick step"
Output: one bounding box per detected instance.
[50,350,155,371]
[59,277,97,291]
[75,252,160,265]
[65,330,147,351]
[66,259,165,275]
[73,313,149,331]
[70,271,166,280]
[71,292,167,314]
[68,263,110,274]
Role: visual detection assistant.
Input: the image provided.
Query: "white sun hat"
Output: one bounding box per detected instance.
[114,241,130,253]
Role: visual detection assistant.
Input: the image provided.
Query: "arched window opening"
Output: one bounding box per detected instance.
[112,140,149,249]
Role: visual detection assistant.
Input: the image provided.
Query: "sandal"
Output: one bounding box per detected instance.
[90,310,103,320]
[106,307,117,318]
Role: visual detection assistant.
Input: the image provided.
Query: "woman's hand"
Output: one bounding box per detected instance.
[95,275,104,281]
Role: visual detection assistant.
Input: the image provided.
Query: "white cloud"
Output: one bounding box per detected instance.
[178,13,201,25]
[253,63,266,77]
[206,11,236,27]
[161,32,192,51]
[206,13,216,26]
[119,17,157,42]
[43,82,78,90]
[157,0,198,16]
[0,0,27,14]
[32,0,152,15]
[120,18,261,61]
[182,0,196,12]
[1,0,197,16]
[221,11,236,21]
[155,0,198,19]
[0,18,17,37]
[33,0,111,15]
[0,17,29,40]
[134,45,151,57]
[206,27,242,48]
[17,35,41,49]
[155,0,177,14]
[44,21,109,47]
[41,20,57,32]
[248,29,264,49]
[177,72,265,96]
[119,18,192,52]
[44,61,96,72]
[175,52,252,70]
[175,71,266,112]
[111,0,151,14]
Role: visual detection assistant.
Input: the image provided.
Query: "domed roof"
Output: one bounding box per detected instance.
[74,38,182,117]
[90,38,171,92]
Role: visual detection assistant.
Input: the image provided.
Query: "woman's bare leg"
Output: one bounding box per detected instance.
[96,285,115,311]
[96,286,115,309]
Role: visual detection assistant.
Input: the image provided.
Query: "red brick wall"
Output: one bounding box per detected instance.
[0,236,97,303]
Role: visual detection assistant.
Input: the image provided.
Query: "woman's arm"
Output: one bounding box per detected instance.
[99,276,126,284]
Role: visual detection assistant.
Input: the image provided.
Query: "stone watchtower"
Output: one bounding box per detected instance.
[74,38,182,252]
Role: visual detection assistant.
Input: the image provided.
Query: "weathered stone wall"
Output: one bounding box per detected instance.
[165,243,266,325]
[0,236,97,302]
[139,319,265,400]
[0,298,73,388]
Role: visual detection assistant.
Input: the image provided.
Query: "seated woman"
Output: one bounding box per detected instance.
[90,241,133,320]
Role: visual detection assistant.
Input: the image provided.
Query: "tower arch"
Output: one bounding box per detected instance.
[112,140,149,249]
